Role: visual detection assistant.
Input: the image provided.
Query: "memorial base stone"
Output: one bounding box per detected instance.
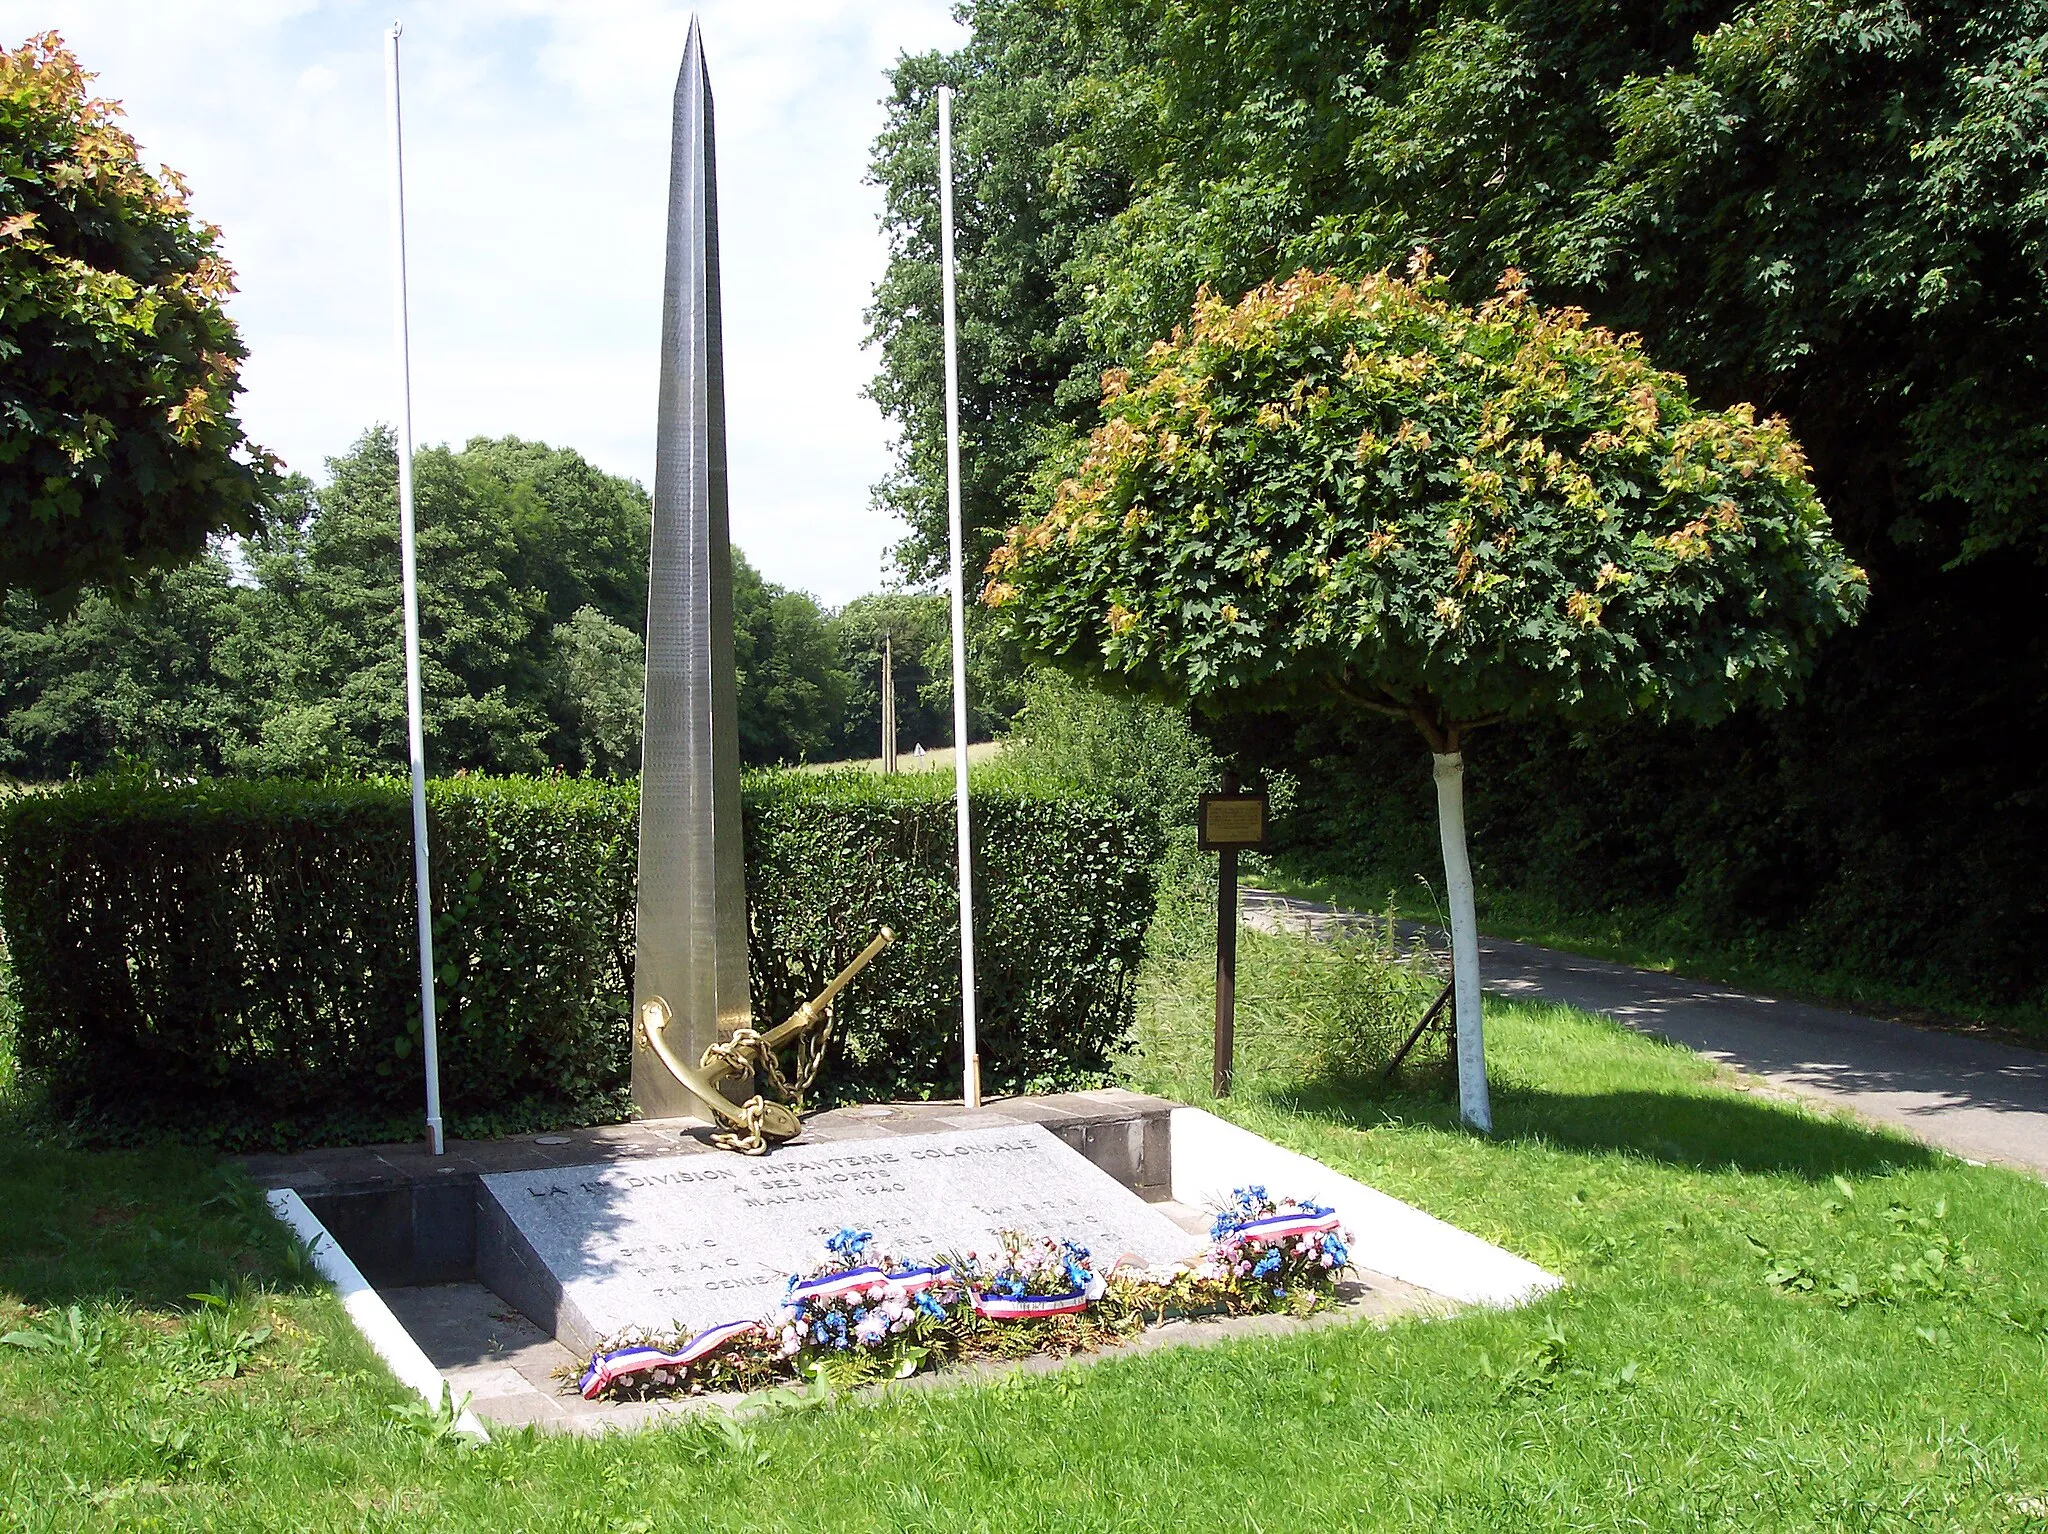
[477,1123,1203,1356]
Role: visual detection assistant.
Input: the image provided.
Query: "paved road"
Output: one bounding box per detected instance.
[1241,889,2048,1179]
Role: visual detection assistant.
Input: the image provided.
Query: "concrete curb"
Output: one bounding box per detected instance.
[1168,1108,1562,1306]
[266,1188,489,1442]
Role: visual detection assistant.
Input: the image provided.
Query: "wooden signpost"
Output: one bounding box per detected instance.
[1198,773,1267,1098]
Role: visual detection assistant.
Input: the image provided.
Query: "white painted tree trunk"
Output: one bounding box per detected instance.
[1432,752,1493,1133]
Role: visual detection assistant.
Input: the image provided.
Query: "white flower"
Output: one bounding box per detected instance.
[1083,1274,1107,1301]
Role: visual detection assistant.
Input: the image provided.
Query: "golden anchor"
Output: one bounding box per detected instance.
[640,926,895,1155]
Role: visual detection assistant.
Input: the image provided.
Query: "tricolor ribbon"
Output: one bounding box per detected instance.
[787,1264,891,1303]
[969,1287,1089,1320]
[578,1317,759,1399]
[787,1263,956,1304]
[889,1263,957,1294]
[1227,1209,1342,1245]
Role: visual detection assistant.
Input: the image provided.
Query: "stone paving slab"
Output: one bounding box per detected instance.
[240,1089,1177,1195]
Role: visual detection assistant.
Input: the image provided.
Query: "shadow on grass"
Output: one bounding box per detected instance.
[1269,1074,1943,1181]
[0,1132,310,1312]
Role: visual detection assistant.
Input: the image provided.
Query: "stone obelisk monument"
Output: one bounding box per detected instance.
[633,16,751,1123]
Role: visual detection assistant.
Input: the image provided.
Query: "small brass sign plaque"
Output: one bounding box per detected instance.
[1198,792,1268,851]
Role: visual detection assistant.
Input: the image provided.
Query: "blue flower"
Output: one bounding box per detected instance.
[826,1227,874,1263]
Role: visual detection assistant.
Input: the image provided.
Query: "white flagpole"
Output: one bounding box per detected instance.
[937,85,980,1109]
[386,21,444,1155]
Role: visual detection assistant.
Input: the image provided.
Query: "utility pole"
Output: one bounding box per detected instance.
[880,633,898,775]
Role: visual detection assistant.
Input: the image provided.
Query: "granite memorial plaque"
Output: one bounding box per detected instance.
[477,1124,1204,1354]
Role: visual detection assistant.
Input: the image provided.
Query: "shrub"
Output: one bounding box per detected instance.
[746,769,1157,1102]
[1000,668,1226,953]
[0,769,1156,1147]
[1132,922,1447,1103]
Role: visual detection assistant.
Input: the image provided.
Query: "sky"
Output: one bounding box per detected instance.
[0,1,968,606]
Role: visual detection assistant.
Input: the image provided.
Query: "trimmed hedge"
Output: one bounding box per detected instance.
[0,770,1157,1148]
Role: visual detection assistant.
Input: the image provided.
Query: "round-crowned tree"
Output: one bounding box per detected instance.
[0,35,271,603]
[985,266,1867,1130]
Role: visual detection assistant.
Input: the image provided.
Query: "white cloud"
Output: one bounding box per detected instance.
[0,1,967,605]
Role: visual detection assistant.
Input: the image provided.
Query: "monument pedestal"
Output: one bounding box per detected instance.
[246,1091,1557,1433]
[477,1120,1201,1357]
[239,1089,1178,1296]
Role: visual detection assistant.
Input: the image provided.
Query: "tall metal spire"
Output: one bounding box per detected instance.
[632,15,751,1123]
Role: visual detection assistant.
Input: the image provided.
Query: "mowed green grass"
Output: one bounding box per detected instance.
[4,976,2047,1530]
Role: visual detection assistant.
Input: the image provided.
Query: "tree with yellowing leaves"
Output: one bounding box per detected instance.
[0,34,272,604]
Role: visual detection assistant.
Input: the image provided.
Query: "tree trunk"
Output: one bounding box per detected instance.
[1432,751,1493,1133]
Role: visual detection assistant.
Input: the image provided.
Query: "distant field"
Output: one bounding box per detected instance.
[797,740,1005,775]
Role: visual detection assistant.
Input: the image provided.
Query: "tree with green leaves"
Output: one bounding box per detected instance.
[251,428,552,775]
[873,0,2048,1011]
[550,605,642,777]
[0,550,253,774]
[867,12,1130,582]
[877,0,2048,570]
[0,425,875,779]
[456,435,650,638]
[732,556,852,766]
[987,271,1867,1126]
[0,35,273,603]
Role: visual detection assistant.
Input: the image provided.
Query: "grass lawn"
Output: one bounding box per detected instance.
[4,937,2047,1530]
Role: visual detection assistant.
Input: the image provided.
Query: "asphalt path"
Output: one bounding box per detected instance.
[1240,889,2048,1179]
